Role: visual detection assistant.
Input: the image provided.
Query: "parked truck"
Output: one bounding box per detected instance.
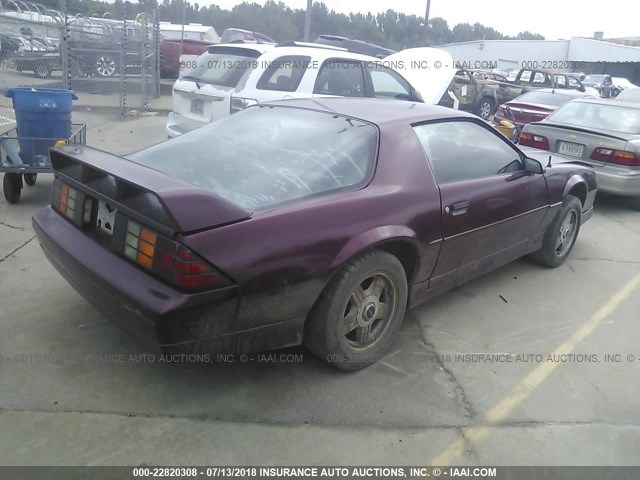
[440,67,589,119]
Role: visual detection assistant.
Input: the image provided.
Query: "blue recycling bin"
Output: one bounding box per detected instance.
[4,87,78,164]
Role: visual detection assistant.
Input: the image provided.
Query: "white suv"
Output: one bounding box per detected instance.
[167,43,274,137]
[167,43,454,137]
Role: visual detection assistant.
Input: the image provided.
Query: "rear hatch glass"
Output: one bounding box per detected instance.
[129,106,378,211]
[180,46,264,87]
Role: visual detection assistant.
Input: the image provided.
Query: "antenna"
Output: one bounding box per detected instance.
[547,155,552,168]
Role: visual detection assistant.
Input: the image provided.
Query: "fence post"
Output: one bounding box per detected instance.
[119,3,128,115]
[60,0,70,90]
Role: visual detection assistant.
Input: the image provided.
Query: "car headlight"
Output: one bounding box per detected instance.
[230,97,258,114]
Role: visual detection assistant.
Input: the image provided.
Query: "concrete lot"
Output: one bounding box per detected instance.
[0,108,639,466]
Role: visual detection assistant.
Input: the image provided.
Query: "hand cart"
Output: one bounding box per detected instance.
[0,124,86,204]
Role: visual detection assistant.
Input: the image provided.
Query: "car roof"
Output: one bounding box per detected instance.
[208,43,273,54]
[258,45,378,62]
[260,97,476,126]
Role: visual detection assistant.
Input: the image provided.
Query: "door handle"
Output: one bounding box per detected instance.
[449,201,470,215]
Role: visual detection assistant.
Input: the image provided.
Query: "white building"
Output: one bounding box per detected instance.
[437,37,640,84]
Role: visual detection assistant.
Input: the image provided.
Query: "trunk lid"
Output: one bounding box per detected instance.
[523,122,631,167]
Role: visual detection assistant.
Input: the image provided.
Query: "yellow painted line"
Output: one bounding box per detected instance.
[430,271,640,466]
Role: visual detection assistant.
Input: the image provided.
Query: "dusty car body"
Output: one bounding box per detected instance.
[438,69,520,120]
[33,99,597,370]
[521,98,640,206]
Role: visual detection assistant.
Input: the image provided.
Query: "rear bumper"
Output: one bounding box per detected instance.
[166,112,208,138]
[32,207,304,354]
[595,168,640,197]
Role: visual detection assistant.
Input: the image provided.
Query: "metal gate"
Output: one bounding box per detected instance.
[0,0,160,129]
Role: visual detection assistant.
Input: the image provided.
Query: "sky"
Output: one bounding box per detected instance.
[201,0,639,41]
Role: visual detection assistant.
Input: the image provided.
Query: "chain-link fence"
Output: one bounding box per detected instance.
[0,0,161,132]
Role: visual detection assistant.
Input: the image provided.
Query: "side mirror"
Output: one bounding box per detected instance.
[524,157,544,174]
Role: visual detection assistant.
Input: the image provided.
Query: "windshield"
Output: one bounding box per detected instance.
[584,75,604,82]
[515,91,575,107]
[128,107,378,210]
[179,47,263,87]
[547,101,640,134]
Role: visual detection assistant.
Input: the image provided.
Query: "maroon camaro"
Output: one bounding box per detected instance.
[33,98,597,370]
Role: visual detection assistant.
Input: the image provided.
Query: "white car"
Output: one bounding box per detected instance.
[167,42,455,137]
[167,43,275,137]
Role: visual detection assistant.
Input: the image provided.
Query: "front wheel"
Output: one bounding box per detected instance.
[530,195,582,268]
[304,250,408,371]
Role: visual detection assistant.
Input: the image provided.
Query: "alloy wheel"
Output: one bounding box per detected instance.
[555,210,578,257]
[342,272,398,350]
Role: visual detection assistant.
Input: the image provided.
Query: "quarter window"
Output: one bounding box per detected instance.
[257,55,311,92]
[413,121,524,184]
[368,65,412,99]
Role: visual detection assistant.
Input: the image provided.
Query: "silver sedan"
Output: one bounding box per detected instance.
[520,98,640,208]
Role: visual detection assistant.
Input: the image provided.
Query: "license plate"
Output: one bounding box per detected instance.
[96,200,116,236]
[558,141,585,158]
[190,99,204,115]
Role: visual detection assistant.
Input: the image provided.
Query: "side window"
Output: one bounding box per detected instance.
[413,121,524,184]
[568,76,581,88]
[367,65,412,99]
[313,60,365,97]
[555,75,567,87]
[519,70,532,83]
[532,72,550,85]
[256,55,311,92]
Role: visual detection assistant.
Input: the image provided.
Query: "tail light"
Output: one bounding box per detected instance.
[230,96,258,114]
[590,148,640,167]
[52,179,231,291]
[52,180,77,220]
[518,132,549,150]
[52,178,93,224]
[123,219,231,291]
[495,105,505,116]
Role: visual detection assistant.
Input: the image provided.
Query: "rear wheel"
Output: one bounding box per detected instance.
[3,173,22,204]
[530,195,582,268]
[476,97,495,120]
[304,251,408,371]
[24,173,37,186]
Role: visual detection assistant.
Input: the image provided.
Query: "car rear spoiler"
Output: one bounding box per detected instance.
[49,146,252,235]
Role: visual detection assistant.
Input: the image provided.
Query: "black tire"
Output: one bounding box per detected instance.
[530,195,582,268]
[476,97,495,120]
[24,173,37,186]
[34,64,52,79]
[3,173,22,204]
[304,250,408,371]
